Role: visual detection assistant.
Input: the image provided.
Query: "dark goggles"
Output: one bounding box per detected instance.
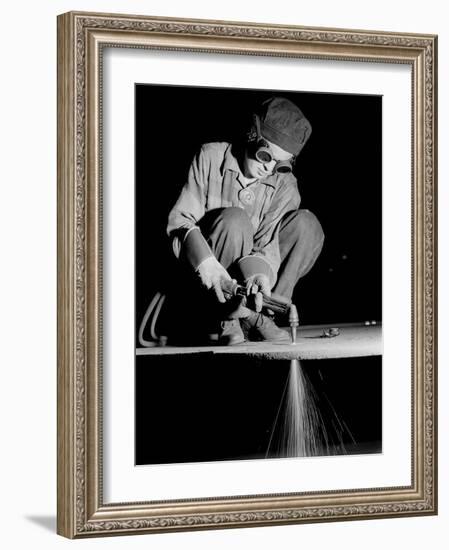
[254,141,295,174]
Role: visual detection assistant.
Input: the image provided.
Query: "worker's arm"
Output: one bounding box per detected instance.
[167,144,232,302]
[167,146,210,260]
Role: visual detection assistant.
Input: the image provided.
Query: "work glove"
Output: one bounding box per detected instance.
[245,273,271,313]
[196,256,232,304]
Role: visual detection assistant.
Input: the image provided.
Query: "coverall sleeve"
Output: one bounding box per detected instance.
[166,146,213,266]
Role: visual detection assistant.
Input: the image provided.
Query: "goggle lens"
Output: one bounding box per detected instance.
[255,145,293,174]
[275,162,293,174]
[255,148,273,164]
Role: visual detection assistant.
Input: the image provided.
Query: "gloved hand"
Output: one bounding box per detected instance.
[196,256,232,304]
[245,273,271,312]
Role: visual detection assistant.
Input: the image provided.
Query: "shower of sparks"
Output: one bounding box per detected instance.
[266,359,355,458]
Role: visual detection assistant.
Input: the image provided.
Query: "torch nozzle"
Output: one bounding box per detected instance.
[289,304,299,344]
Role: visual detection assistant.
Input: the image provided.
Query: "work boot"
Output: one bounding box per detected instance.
[217,319,245,346]
[241,312,290,343]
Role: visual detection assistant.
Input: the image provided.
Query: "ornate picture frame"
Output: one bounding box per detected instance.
[57,11,437,538]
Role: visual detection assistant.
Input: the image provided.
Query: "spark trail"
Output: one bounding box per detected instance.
[266,359,354,458]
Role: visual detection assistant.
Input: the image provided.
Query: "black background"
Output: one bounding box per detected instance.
[134,85,382,465]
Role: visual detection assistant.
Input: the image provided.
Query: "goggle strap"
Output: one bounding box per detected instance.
[254,114,262,140]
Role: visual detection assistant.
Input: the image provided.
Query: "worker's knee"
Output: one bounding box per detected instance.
[299,209,325,246]
[220,206,252,227]
[199,206,253,241]
[283,209,325,248]
[214,206,253,237]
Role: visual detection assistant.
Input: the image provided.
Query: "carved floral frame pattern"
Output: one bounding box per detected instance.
[57,11,437,538]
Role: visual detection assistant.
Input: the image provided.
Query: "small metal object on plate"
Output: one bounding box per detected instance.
[322,327,340,338]
[158,335,168,347]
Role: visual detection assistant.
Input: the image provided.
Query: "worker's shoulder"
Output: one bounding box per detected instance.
[277,171,299,191]
[273,171,301,202]
[282,171,298,184]
[198,141,230,157]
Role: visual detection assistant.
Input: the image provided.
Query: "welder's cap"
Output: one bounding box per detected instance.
[256,97,312,156]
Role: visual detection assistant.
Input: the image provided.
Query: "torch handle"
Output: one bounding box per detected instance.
[223,281,291,315]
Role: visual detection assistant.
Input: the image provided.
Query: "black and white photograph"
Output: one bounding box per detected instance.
[135,85,382,465]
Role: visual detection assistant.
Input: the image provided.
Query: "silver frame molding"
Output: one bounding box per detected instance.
[57,11,438,538]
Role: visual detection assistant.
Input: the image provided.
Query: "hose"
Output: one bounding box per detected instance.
[138,292,167,347]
